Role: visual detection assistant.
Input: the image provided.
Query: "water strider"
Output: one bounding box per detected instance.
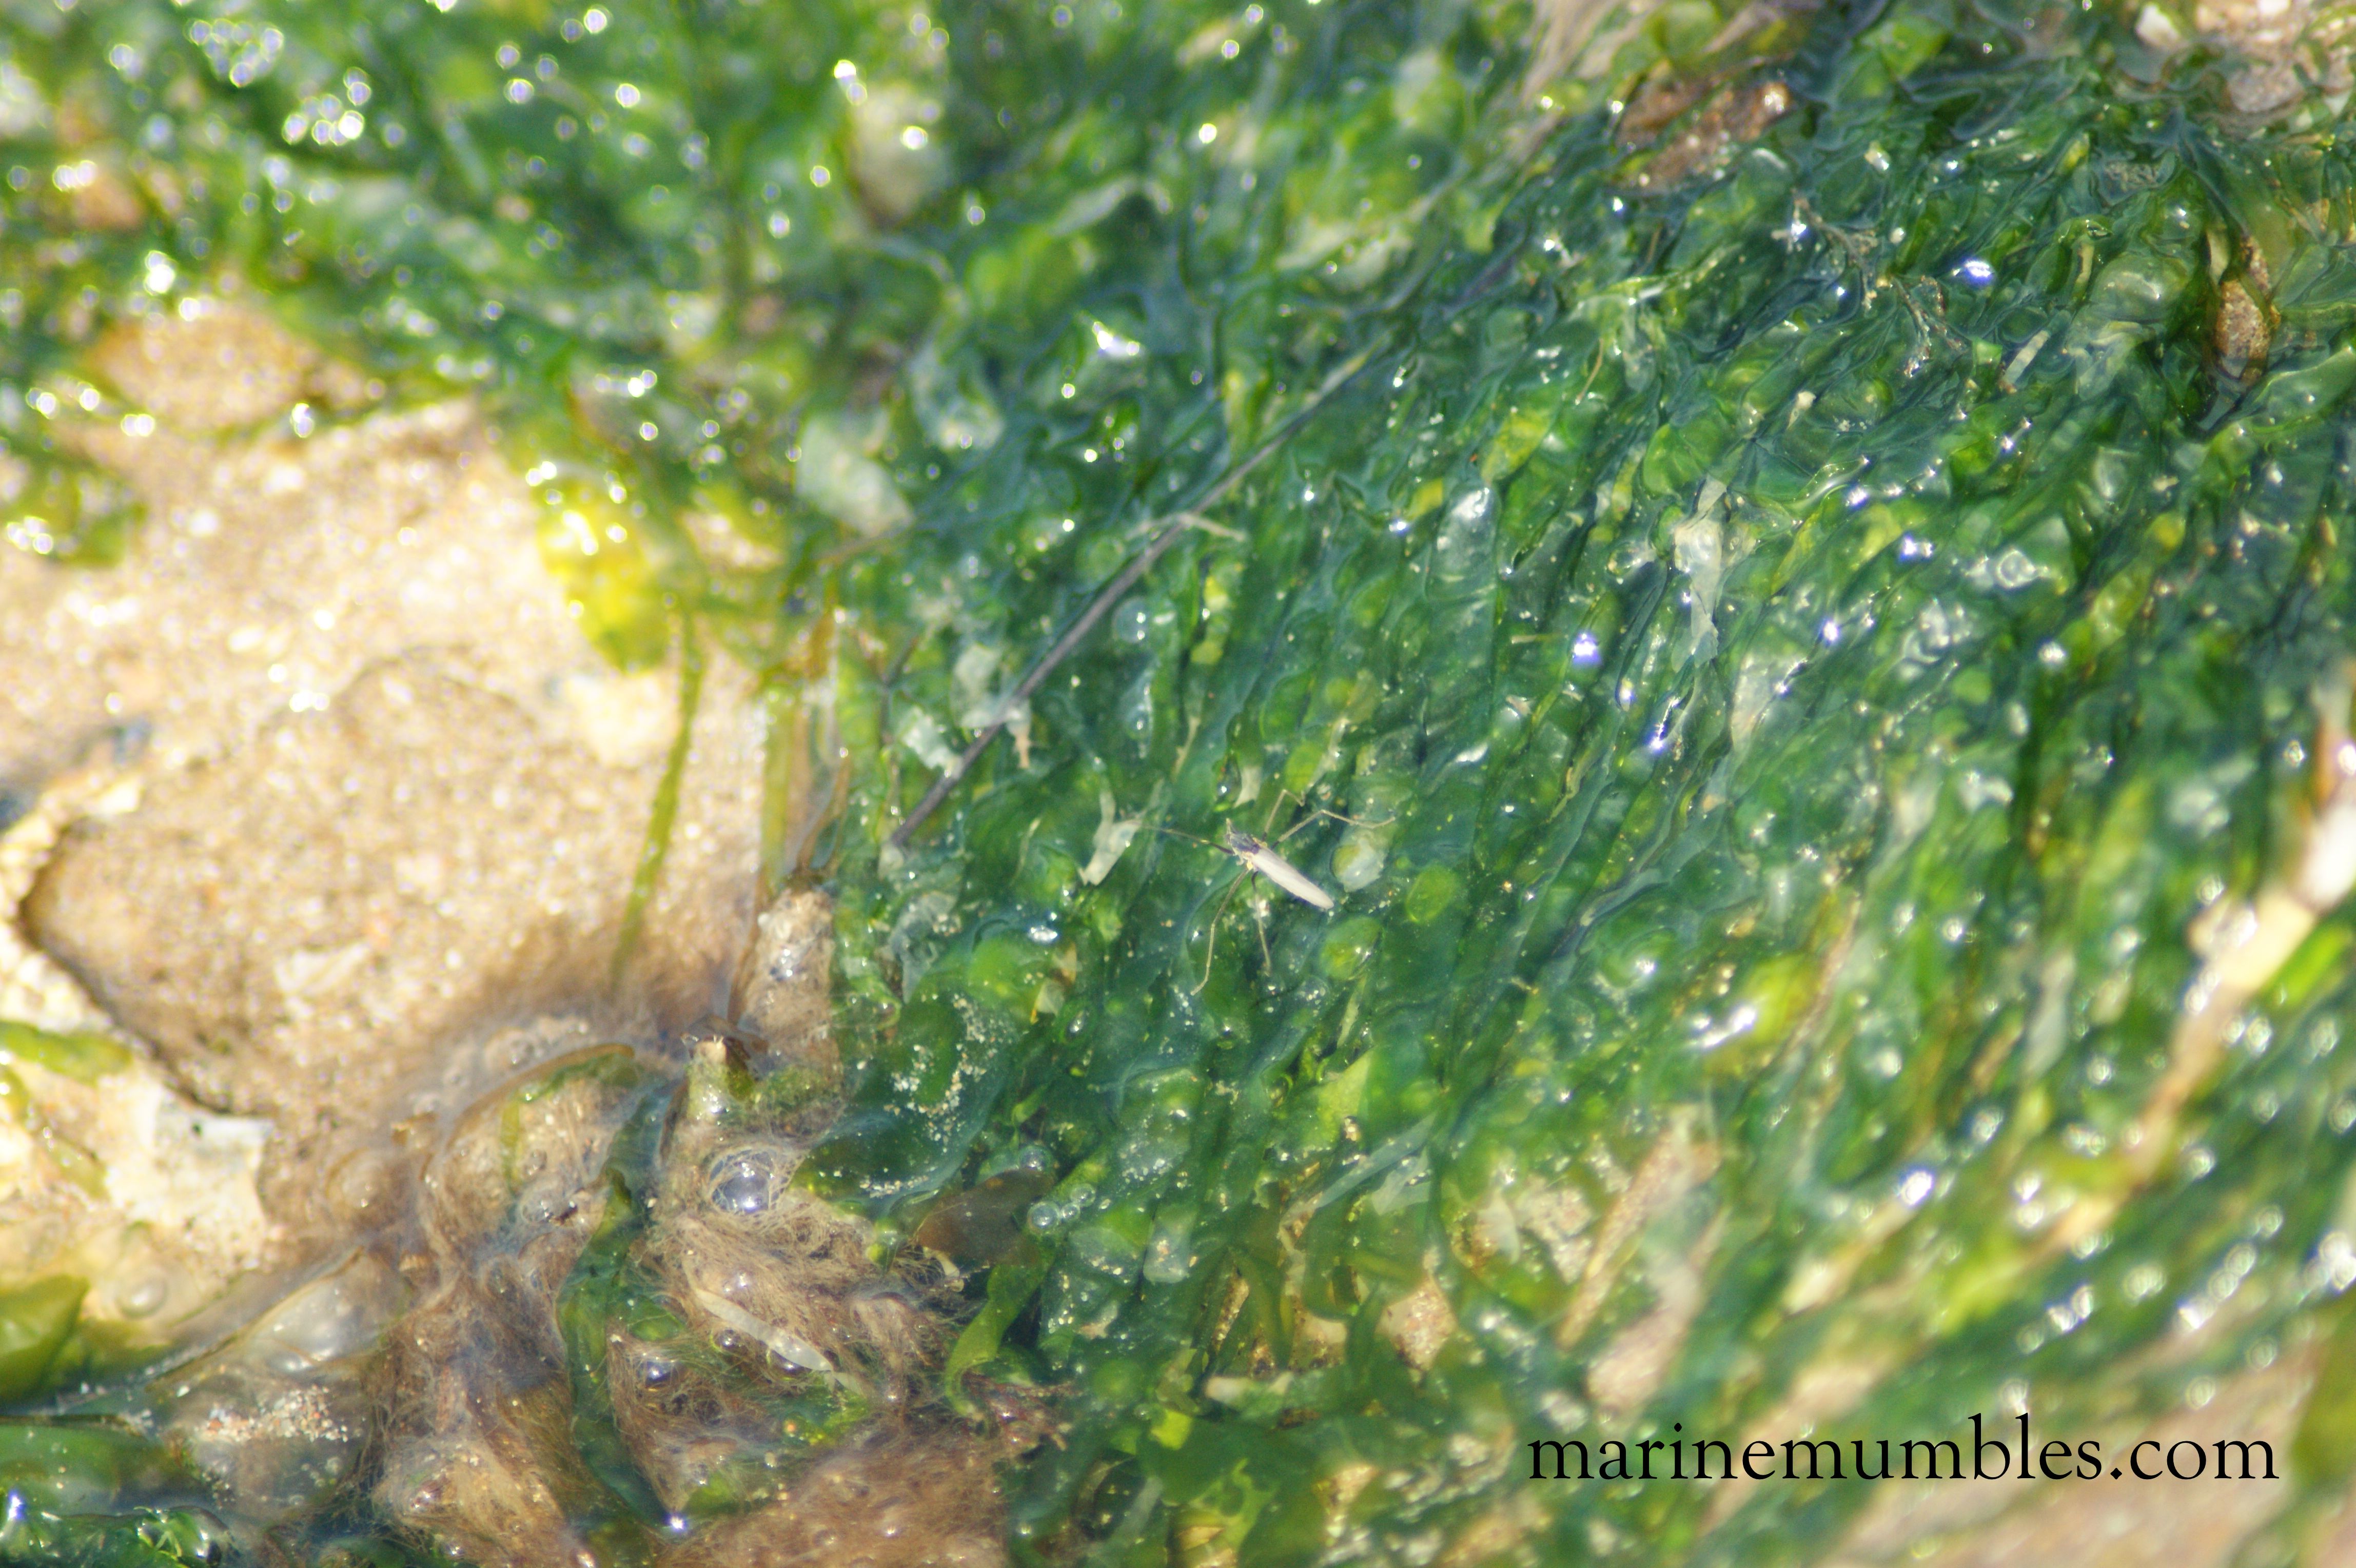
[1155,805,1349,987]
[1218,827,1336,914]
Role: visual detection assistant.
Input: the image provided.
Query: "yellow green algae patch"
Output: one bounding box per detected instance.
[0,1276,84,1405]
[0,1023,129,1086]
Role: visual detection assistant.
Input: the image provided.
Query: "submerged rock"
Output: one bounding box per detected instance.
[349,889,1030,1566]
[377,1044,647,1568]
[145,1253,402,1527]
[3,883,1038,1562]
[0,1031,279,1344]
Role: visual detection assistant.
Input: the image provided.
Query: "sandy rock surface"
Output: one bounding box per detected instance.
[0,304,774,1327]
[4,328,642,782]
[27,650,764,1219]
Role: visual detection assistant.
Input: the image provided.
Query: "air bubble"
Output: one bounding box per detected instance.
[709,1148,779,1213]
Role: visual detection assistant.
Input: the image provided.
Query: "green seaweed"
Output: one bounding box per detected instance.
[0,1022,132,1085]
[551,1042,887,1540]
[0,1277,85,1406]
[0,1505,237,1568]
[810,6,2356,1561]
[554,1090,685,1532]
[0,1422,219,1566]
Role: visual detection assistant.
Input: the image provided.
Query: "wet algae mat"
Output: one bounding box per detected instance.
[11,0,2356,1560]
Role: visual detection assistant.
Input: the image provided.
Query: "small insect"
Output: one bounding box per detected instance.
[1163,799,1377,988]
[1219,827,1335,911]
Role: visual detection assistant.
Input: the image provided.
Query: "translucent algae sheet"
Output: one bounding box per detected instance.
[10,0,2356,1561]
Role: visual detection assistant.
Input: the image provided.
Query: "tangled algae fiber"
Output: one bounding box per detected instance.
[16,0,2356,1562]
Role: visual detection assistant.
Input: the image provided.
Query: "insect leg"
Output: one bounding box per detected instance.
[1273,803,1396,842]
[1193,867,1247,992]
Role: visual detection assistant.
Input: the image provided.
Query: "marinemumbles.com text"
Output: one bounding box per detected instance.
[1528,1414,2276,1483]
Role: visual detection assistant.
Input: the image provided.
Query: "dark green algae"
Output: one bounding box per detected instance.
[13,0,2356,1560]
